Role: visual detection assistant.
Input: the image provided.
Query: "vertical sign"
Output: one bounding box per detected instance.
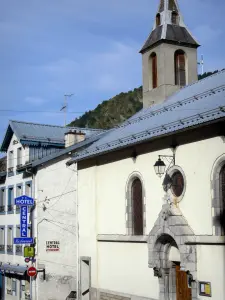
[20,206,28,238]
[14,195,34,244]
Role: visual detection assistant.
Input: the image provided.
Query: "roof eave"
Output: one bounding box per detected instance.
[0,125,14,152]
[68,117,225,165]
[140,39,200,54]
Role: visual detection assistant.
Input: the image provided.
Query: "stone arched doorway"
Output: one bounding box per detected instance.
[147,204,198,300]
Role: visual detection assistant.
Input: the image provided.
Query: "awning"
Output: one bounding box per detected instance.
[0,263,27,275]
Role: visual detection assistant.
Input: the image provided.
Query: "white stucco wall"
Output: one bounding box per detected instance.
[78,135,225,300]
[197,244,225,300]
[35,157,77,300]
[78,166,98,288]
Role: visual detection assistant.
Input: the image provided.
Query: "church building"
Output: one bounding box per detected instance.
[68,1,225,300]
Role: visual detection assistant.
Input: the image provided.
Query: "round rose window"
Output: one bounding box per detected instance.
[171,171,184,197]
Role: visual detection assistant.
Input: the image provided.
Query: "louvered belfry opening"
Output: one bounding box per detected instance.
[131,178,143,235]
[168,0,178,12]
[171,11,178,24]
[175,50,186,86]
[159,0,164,12]
[151,53,158,89]
[156,13,161,26]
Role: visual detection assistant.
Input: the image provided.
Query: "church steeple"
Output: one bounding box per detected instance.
[140,0,200,108]
[140,0,199,54]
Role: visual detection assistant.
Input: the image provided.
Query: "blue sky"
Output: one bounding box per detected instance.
[1,0,225,143]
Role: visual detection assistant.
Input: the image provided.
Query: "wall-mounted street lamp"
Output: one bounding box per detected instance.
[153,149,176,178]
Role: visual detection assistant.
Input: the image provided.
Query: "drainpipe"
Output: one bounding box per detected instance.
[75,163,80,300]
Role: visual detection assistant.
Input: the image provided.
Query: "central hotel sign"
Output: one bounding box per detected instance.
[46,241,60,252]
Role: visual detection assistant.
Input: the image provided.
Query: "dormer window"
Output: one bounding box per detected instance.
[156,13,161,26]
[171,11,178,25]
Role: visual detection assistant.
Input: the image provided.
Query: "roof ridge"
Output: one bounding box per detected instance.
[9,120,102,131]
[119,84,225,129]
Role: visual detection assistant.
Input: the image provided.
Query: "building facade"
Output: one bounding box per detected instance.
[66,1,225,300]
[0,121,103,300]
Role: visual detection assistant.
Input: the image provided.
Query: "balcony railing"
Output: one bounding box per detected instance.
[7,245,13,253]
[7,205,13,213]
[16,205,20,213]
[16,245,22,254]
[0,205,5,213]
[0,245,5,252]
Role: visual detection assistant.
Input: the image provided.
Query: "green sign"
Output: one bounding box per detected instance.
[24,246,35,258]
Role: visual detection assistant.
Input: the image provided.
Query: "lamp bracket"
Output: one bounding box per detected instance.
[158,154,175,166]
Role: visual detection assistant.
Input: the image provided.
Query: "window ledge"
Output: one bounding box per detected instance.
[186,235,225,245]
[97,234,148,243]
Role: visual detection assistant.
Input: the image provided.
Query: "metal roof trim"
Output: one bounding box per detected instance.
[70,107,225,163]
[120,84,225,129]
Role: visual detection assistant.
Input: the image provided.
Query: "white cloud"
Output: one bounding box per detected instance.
[24,96,46,106]
[193,25,222,45]
[37,40,141,94]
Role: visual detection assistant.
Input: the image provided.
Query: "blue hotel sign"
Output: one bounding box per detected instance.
[13,195,34,245]
[20,206,28,237]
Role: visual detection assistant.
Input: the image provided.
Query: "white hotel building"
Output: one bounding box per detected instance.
[0,121,102,300]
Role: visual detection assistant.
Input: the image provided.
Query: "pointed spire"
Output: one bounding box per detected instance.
[140,0,200,54]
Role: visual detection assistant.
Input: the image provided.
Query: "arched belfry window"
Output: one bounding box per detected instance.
[174,50,186,86]
[131,178,143,235]
[156,13,161,26]
[150,52,157,89]
[171,11,178,24]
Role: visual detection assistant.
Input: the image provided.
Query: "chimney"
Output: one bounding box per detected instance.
[65,130,86,148]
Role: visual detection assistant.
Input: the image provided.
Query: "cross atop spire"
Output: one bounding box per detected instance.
[140,0,199,53]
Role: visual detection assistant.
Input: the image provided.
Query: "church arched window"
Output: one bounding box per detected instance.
[174,50,186,86]
[156,13,161,26]
[131,178,143,235]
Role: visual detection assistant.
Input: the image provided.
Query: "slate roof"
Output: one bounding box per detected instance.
[0,120,104,152]
[18,131,107,170]
[68,70,225,164]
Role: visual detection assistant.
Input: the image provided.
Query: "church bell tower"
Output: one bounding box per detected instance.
[140,0,200,108]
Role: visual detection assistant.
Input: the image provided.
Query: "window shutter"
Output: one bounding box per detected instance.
[179,54,186,86]
[152,55,158,89]
[175,52,186,86]
[220,165,225,207]
[131,179,143,235]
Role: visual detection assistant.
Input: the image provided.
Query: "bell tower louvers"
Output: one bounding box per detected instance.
[140,0,200,108]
